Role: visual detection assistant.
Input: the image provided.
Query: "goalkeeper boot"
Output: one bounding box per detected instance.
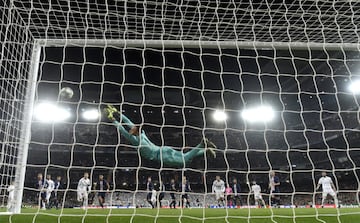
[204,138,216,158]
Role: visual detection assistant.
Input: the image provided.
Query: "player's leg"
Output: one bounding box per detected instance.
[146,192,154,208]
[216,192,223,207]
[181,195,184,208]
[275,193,280,206]
[186,194,191,208]
[83,192,89,208]
[170,193,176,208]
[237,195,242,207]
[45,192,51,208]
[225,195,230,207]
[193,138,216,157]
[77,191,83,202]
[270,192,275,207]
[7,194,13,212]
[48,192,55,209]
[321,192,328,207]
[98,194,103,208]
[259,196,266,208]
[41,193,46,210]
[221,193,225,207]
[181,194,189,208]
[329,190,339,208]
[215,192,220,206]
[54,192,59,209]
[182,139,216,163]
[232,195,237,207]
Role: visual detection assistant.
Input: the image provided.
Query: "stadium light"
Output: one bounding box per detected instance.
[82,109,100,120]
[241,105,275,123]
[33,102,70,123]
[348,80,360,94]
[212,110,227,122]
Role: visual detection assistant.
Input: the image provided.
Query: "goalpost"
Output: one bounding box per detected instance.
[1,0,360,222]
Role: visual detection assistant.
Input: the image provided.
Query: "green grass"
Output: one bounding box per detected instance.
[1,208,360,223]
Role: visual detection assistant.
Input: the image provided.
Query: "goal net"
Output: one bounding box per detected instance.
[1,0,360,222]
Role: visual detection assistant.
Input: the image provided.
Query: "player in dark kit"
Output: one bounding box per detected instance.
[181,176,191,208]
[36,173,46,210]
[52,176,62,209]
[169,179,177,209]
[93,175,110,208]
[232,178,241,207]
[146,177,155,208]
[157,182,166,208]
[269,171,281,207]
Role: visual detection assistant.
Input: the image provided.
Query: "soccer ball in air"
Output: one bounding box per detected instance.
[59,87,74,99]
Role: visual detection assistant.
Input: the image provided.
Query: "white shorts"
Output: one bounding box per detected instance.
[215,191,224,200]
[151,190,157,203]
[322,189,336,198]
[46,191,52,201]
[77,190,88,201]
[254,194,263,200]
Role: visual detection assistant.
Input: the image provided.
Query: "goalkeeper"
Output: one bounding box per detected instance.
[104,105,216,167]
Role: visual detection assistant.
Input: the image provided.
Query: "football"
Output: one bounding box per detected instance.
[59,87,74,99]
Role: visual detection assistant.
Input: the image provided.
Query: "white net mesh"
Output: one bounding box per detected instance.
[1,0,360,222]
[0,1,33,212]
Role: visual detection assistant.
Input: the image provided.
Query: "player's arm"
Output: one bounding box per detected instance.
[212,182,215,193]
[316,178,321,190]
[330,179,336,192]
[274,177,280,186]
[77,179,82,191]
[87,181,92,193]
[42,180,47,192]
[106,181,110,192]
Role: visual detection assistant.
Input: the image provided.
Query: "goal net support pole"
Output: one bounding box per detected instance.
[13,44,41,214]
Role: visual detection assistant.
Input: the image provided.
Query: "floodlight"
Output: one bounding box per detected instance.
[241,105,275,123]
[348,80,360,94]
[82,109,100,120]
[213,110,227,122]
[33,102,70,123]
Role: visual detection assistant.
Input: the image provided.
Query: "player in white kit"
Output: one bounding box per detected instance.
[7,181,15,212]
[251,181,266,207]
[316,171,339,208]
[212,176,225,207]
[44,174,55,209]
[77,172,91,209]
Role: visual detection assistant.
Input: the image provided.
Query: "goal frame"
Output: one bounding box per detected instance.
[37,39,360,51]
[12,38,360,214]
[12,43,41,214]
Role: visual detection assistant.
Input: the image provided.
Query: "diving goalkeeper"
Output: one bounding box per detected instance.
[104,105,216,167]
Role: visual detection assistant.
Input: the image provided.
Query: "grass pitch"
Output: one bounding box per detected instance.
[1,207,360,223]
